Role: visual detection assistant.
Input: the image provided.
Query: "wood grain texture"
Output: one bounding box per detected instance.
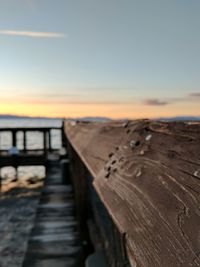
[65,120,200,267]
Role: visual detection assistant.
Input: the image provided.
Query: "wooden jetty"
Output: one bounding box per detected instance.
[23,159,84,267]
[1,120,200,267]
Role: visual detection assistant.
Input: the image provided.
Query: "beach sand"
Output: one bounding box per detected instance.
[0,181,43,267]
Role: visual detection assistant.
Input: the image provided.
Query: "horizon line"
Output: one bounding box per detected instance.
[0,113,200,121]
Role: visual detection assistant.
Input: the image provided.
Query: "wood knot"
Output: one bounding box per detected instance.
[111,160,117,165]
[108,152,114,158]
[105,172,110,179]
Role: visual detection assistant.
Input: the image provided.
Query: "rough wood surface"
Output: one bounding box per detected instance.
[65,120,200,267]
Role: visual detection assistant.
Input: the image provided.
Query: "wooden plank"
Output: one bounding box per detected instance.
[65,120,200,267]
[23,160,83,267]
[0,153,47,167]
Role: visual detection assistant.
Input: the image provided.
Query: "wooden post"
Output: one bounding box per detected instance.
[23,131,27,152]
[0,167,1,192]
[48,130,52,151]
[43,131,47,154]
[61,120,65,147]
[68,144,89,244]
[12,130,17,147]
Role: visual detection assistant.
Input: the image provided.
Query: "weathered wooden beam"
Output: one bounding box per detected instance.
[65,120,200,267]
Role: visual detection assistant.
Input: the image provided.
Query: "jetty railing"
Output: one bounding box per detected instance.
[64,120,200,267]
[0,127,61,153]
[0,125,64,168]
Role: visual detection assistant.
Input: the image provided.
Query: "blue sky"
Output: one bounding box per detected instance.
[0,0,199,118]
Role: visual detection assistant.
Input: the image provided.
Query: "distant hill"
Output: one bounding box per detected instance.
[0,114,111,122]
[0,115,112,122]
[0,115,61,120]
[157,116,200,121]
[0,114,199,122]
[72,117,112,122]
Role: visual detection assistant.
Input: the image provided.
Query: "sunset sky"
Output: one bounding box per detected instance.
[0,0,199,119]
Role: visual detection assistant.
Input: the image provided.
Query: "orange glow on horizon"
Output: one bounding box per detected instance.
[0,100,199,119]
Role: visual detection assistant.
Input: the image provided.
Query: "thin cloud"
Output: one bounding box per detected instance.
[142,92,200,106]
[0,30,66,38]
[26,99,129,106]
[189,92,200,98]
[143,99,170,106]
[0,94,129,106]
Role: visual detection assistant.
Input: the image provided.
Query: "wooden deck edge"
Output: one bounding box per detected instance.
[64,120,200,267]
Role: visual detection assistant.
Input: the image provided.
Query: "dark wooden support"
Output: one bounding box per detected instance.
[12,130,17,147]
[23,131,27,152]
[61,120,65,147]
[68,144,88,240]
[48,130,52,151]
[0,167,1,192]
[43,131,47,154]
